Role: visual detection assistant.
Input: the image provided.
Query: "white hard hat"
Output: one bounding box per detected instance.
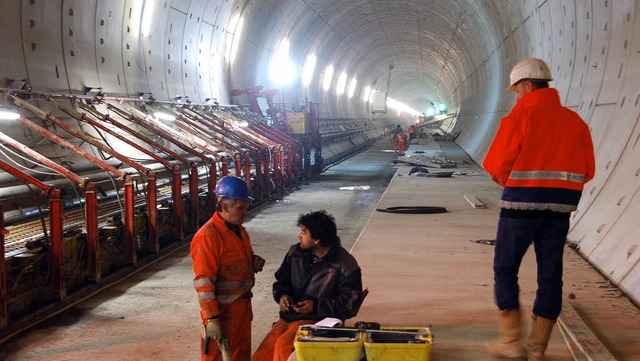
[506,58,553,92]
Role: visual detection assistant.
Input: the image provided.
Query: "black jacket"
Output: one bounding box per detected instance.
[273,243,363,321]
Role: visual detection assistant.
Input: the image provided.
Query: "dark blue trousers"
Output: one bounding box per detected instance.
[493,215,569,319]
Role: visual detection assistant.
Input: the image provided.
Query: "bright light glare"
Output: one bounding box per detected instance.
[387,97,421,116]
[425,107,435,117]
[0,110,20,120]
[322,65,334,91]
[141,0,155,37]
[301,53,317,87]
[225,14,244,64]
[362,86,372,102]
[153,112,176,121]
[270,38,297,86]
[230,17,244,64]
[347,77,357,98]
[336,72,347,95]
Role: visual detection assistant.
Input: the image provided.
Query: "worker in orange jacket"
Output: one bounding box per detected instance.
[191,176,265,361]
[395,129,406,154]
[483,58,595,361]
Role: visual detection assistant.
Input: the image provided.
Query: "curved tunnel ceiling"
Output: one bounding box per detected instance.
[236,0,498,115]
[0,1,639,303]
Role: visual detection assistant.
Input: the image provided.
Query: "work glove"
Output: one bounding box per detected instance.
[253,254,265,273]
[205,318,232,353]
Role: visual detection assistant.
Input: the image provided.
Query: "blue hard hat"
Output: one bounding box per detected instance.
[215,176,254,201]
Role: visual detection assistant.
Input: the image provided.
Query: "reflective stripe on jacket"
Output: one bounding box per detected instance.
[482,88,595,210]
[190,212,255,319]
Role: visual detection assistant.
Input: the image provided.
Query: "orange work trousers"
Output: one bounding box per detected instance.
[252,319,315,361]
[201,299,252,361]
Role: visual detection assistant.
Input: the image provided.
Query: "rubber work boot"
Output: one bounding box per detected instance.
[526,314,556,361]
[484,309,526,359]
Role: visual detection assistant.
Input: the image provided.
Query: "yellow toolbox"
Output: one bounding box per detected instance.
[363,326,433,361]
[294,325,364,361]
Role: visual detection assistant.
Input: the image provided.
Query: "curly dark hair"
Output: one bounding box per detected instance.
[297,210,341,247]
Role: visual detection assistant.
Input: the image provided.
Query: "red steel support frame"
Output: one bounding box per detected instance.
[172,113,243,177]
[256,90,301,185]
[209,162,217,210]
[136,119,214,232]
[169,117,241,214]
[179,109,255,186]
[55,100,163,254]
[0,161,64,296]
[171,110,242,203]
[234,153,242,177]
[106,103,212,240]
[41,103,161,264]
[0,132,91,289]
[124,177,135,263]
[231,86,264,116]
[13,112,136,269]
[0,161,64,322]
[107,103,229,234]
[66,117,164,252]
[258,89,280,122]
[262,150,271,197]
[76,102,195,244]
[243,151,251,193]
[84,183,100,280]
[0,203,6,329]
[251,121,300,187]
[179,107,271,199]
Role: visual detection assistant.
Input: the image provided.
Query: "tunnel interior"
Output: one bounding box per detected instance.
[0,0,639,314]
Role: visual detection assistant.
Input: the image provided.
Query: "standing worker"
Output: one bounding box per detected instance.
[395,128,406,154]
[390,124,401,148]
[252,210,364,361]
[191,176,266,361]
[482,58,595,360]
[408,124,416,142]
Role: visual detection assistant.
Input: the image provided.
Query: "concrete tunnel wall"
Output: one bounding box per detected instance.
[0,0,638,304]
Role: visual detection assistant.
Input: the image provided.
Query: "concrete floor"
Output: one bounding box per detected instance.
[1,137,639,360]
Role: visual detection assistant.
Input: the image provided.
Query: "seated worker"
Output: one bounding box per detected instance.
[252,210,363,361]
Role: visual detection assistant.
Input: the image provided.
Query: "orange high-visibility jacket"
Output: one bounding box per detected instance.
[191,212,255,319]
[483,88,595,192]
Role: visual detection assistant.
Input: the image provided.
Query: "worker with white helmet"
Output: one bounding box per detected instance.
[483,58,596,360]
[191,176,265,361]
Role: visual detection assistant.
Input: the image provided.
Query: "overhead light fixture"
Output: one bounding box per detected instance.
[347,77,357,98]
[301,53,317,87]
[141,0,155,37]
[336,71,347,96]
[153,112,176,121]
[322,65,334,91]
[0,108,20,120]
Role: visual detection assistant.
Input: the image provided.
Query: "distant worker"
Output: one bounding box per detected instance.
[408,125,416,141]
[395,129,406,154]
[482,58,595,360]
[252,210,364,361]
[390,124,401,146]
[191,176,266,361]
